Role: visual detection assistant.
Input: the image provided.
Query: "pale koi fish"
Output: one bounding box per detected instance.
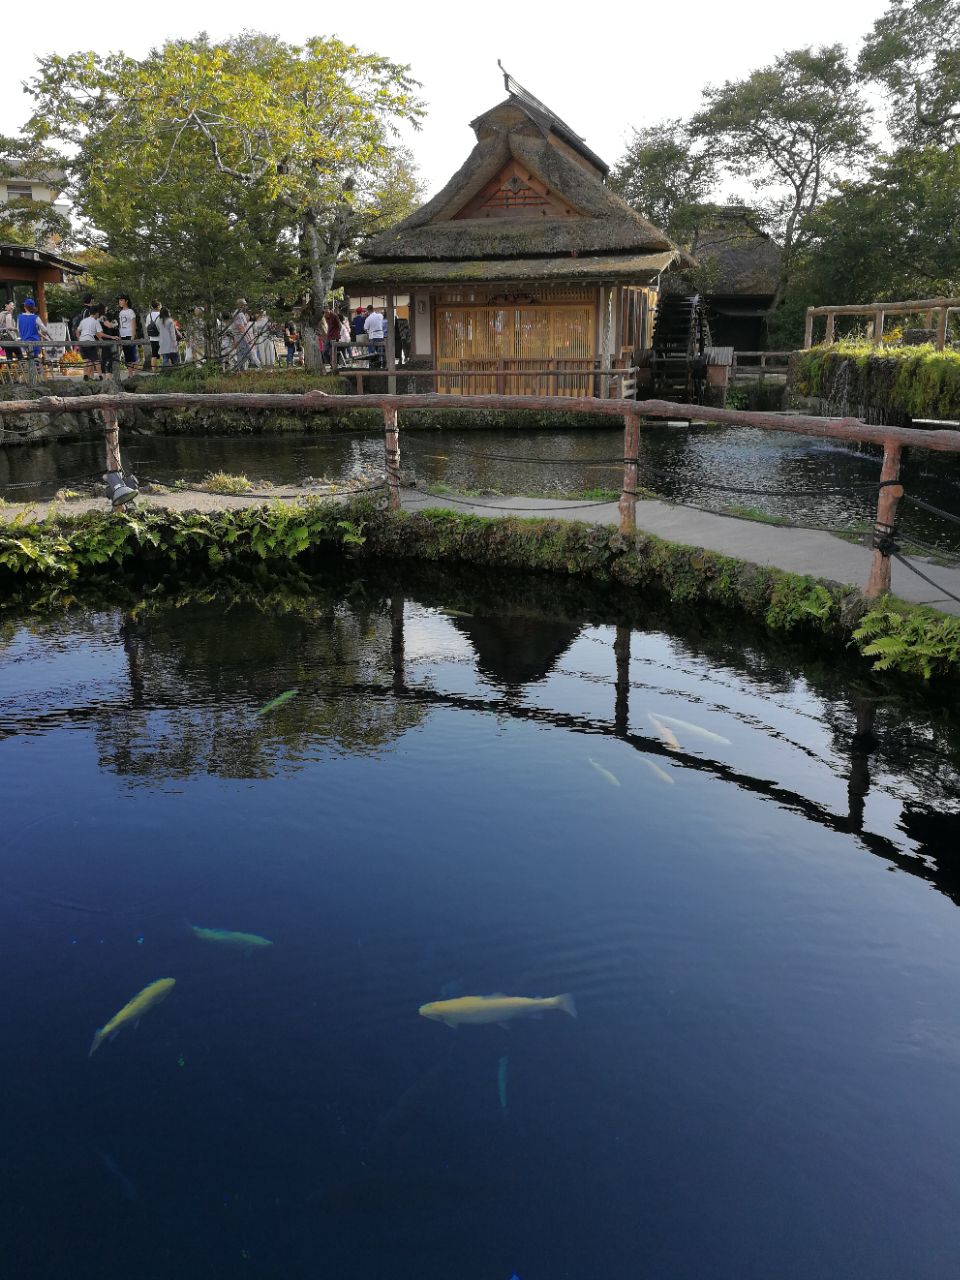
[654,713,731,746]
[190,925,273,951]
[648,713,681,752]
[254,689,298,717]
[642,758,675,786]
[419,993,577,1028]
[589,758,620,787]
[89,978,176,1057]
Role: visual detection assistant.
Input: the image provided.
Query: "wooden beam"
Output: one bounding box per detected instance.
[936,306,949,351]
[803,308,814,348]
[385,292,396,395]
[807,296,958,317]
[824,313,835,343]
[619,410,640,532]
[872,309,885,343]
[384,405,401,511]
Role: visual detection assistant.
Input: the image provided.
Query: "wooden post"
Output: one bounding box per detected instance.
[803,308,814,348]
[824,313,835,343]
[865,441,903,599]
[391,595,405,695]
[872,309,885,343]
[936,306,949,351]
[385,292,396,395]
[619,410,640,533]
[384,406,401,511]
[103,407,122,474]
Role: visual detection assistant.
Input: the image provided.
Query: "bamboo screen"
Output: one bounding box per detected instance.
[436,305,596,395]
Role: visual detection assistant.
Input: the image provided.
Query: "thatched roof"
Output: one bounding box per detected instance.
[691,214,781,297]
[348,89,678,279]
[337,251,676,288]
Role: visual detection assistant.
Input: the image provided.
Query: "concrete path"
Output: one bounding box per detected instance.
[402,491,960,616]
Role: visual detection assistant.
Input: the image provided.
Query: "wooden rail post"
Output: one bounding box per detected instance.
[824,312,835,343]
[865,441,903,599]
[936,306,949,351]
[872,309,885,343]
[103,407,122,474]
[614,624,631,737]
[620,410,640,533]
[803,308,814,348]
[384,406,401,511]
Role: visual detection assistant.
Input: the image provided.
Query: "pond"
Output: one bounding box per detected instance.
[2,564,960,1279]
[3,422,960,555]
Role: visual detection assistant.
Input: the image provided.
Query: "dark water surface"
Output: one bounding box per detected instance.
[2,566,960,1280]
[4,423,960,554]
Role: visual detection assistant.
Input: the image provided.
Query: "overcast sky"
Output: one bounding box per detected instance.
[13,0,890,196]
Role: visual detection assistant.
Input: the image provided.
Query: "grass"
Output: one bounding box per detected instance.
[199,472,256,495]
[721,505,791,526]
[130,369,346,396]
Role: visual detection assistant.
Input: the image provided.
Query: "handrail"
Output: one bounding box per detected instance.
[804,299,960,350]
[3,389,960,601]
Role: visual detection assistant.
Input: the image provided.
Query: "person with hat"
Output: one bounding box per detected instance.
[17,297,51,363]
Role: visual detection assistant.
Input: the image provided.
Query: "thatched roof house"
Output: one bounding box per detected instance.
[336,70,683,395]
[677,209,781,350]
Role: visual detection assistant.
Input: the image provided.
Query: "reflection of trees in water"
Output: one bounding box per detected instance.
[95,590,428,780]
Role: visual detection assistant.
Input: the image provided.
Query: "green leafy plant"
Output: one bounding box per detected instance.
[853,603,960,677]
[200,472,256,496]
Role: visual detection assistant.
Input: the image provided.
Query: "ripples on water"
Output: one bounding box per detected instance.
[3,424,960,554]
[1,566,960,1279]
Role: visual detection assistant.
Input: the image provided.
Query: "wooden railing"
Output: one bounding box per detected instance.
[2,389,960,601]
[804,298,960,350]
[338,365,638,399]
[731,351,791,382]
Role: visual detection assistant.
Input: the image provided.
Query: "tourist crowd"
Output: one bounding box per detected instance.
[0,295,412,378]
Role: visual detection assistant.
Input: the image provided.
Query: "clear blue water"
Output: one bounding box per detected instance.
[2,566,960,1280]
[3,424,960,555]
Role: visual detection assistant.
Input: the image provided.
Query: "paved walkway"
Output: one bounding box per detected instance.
[402,492,960,616]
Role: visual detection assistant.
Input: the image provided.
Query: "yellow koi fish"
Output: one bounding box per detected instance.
[589,758,620,787]
[419,993,577,1028]
[88,978,176,1058]
[648,713,681,752]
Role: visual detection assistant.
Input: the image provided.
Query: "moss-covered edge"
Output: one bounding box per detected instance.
[1,498,958,681]
[789,341,960,424]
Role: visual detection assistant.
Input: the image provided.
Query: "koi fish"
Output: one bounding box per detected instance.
[190,925,273,951]
[589,758,620,787]
[642,758,675,786]
[648,713,681,752]
[419,993,577,1028]
[254,689,298,717]
[88,978,175,1057]
[654,713,730,746]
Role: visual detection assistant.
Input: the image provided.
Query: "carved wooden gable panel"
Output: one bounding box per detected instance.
[453,161,578,220]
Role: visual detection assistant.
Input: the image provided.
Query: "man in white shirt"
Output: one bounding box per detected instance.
[117,295,138,370]
[363,305,385,368]
[76,306,107,378]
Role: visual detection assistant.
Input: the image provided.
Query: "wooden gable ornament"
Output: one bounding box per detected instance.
[453,160,578,221]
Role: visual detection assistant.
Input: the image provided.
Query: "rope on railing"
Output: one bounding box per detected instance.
[891,552,960,606]
[902,493,960,525]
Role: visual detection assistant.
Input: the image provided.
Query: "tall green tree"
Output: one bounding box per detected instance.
[859,0,960,141]
[0,135,71,247]
[25,31,424,357]
[690,46,871,324]
[609,119,716,240]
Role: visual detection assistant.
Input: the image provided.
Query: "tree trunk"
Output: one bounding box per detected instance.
[302,322,323,371]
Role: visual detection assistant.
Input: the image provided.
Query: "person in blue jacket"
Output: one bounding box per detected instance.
[17,297,51,360]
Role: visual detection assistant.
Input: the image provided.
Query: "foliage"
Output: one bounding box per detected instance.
[200,472,255,495]
[130,369,346,396]
[690,45,871,322]
[791,340,960,421]
[609,119,716,239]
[25,32,424,326]
[854,603,960,678]
[859,0,960,142]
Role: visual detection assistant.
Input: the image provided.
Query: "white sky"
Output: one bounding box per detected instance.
[13,0,890,197]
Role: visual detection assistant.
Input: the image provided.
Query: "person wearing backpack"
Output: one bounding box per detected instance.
[70,294,94,342]
[144,299,162,369]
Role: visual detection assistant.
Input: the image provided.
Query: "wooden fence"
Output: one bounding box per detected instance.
[2,389,960,601]
[804,298,960,351]
[730,352,791,383]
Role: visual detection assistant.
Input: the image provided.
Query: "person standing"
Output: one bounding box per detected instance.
[144,299,162,369]
[350,307,366,340]
[323,306,342,371]
[0,300,21,362]
[229,300,259,371]
[254,309,276,367]
[363,304,385,368]
[283,319,299,368]
[18,297,51,367]
[99,306,119,377]
[76,305,107,378]
[117,295,138,370]
[156,307,180,367]
[185,306,205,363]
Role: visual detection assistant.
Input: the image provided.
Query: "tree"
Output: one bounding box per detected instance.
[609,119,715,240]
[859,0,960,142]
[780,145,960,343]
[0,135,71,247]
[25,31,424,359]
[690,46,871,323]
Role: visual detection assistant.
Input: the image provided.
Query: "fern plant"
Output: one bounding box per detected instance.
[854,605,960,678]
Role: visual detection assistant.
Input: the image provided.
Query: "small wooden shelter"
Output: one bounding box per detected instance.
[336,70,683,396]
[0,242,84,320]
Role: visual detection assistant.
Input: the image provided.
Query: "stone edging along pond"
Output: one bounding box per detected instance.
[1,496,959,682]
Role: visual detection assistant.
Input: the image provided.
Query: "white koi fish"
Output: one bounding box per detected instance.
[89,978,176,1057]
[648,713,681,752]
[655,714,731,746]
[589,758,620,787]
[642,758,675,786]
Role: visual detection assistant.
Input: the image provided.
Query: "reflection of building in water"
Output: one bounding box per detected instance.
[449,613,581,689]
